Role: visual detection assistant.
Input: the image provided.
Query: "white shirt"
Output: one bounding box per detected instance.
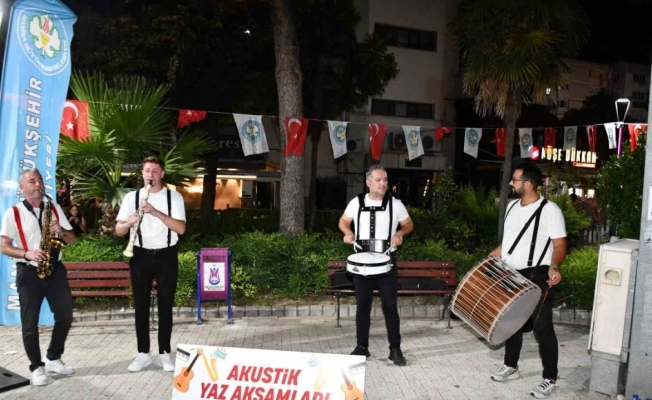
[501,196,566,270]
[116,188,186,249]
[343,194,410,240]
[1,202,73,265]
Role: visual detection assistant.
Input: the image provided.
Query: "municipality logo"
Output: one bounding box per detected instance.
[408,130,420,149]
[19,11,71,76]
[565,128,575,143]
[466,129,479,147]
[242,120,262,143]
[521,133,531,150]
[333,125,346,144]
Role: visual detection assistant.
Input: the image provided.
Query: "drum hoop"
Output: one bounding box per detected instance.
[347,252,391,267]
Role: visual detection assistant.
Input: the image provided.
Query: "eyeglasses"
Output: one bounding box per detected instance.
[511,177,527,182]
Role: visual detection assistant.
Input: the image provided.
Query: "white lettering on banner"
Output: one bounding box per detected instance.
[218,139,242,149]
[7,296,20,311]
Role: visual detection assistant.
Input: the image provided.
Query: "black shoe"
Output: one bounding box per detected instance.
[350,345,370,357]
[388,348,406,366]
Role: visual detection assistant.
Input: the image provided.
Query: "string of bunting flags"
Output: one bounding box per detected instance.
[59,102,648,162]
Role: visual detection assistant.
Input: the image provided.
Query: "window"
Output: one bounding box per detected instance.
[633,74,647,85]
[589,69,602,79]
[632,91,647,101]
[557,100,568,108]
[375,23,437,52]
[371,99,434,119]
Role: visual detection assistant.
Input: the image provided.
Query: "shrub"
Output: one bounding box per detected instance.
[557,246,599,310]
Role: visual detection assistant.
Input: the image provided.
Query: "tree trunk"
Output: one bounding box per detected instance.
[497,91,522,241]
[201,152,218,225]
[99,202,119,236]
[272,0,304,235]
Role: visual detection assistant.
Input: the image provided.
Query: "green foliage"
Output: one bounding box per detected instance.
[548,194,591,249]
[596,139,646,238]
[557,246,599,310]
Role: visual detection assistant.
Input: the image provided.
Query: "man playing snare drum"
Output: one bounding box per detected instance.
[338,165,413,366]
[488,162,566,399]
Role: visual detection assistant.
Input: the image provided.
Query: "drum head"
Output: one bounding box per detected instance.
[488,287,542,345]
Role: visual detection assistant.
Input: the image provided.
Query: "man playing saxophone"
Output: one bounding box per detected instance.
[0,168,76,386]
[115,156,186,373]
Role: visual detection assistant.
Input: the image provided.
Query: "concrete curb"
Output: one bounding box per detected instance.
[72,304,591,326]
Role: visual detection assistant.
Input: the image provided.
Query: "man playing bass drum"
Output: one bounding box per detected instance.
[338,165,413,366]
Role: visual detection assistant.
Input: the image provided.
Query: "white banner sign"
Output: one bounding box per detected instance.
[172,344,366,400]
[203,262,226,292]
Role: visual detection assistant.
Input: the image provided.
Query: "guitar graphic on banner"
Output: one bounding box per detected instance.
[340,368,364,400]
[173,349,202,393]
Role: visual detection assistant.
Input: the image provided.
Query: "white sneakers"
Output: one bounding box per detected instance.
[42,356,74,375]
[128,352,175,372]
[491,365,520,382]
[157,352,175,372]
[30,366,48,386]
[128,353,153,372]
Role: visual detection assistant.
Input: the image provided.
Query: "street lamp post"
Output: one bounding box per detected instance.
[615,98,630,158]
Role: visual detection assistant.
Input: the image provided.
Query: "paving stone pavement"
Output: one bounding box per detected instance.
[0,316,601,400]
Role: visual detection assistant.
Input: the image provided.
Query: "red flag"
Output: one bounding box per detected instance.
[495,128,506,157]
[544,127,556,148]
[628,124,647,151]
[60,100,90,141]
[177,109,207,128]
[368,124,388,161]
[284,117,308,156]
[586,125,597,153]
[435,126,453,142]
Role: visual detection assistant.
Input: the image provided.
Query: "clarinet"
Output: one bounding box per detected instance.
[123,181,153,258]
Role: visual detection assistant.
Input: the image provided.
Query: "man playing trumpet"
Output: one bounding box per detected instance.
[0,169,76,385]
[116,156,186,373]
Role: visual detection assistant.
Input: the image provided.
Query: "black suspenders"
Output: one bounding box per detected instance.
[506,199,551,267]
[135,188,172,247]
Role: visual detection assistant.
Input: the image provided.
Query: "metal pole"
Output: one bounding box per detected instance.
[625,64,652,399]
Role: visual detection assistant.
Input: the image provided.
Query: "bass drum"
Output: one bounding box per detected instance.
[450,256,542,346]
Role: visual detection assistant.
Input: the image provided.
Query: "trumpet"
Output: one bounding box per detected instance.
[123,180,152,258]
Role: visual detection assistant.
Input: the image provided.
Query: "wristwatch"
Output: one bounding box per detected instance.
[550,264,559,271]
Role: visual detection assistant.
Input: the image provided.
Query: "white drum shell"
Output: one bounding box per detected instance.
[346,252,392,277]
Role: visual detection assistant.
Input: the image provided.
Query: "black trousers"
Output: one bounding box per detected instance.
[504,265,558,380]
[16,262,73,372]
[352,253,401,350]
[129,245,178,354]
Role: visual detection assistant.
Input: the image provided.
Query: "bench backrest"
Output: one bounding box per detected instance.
[327,260,457,287]
[65,261,131,289]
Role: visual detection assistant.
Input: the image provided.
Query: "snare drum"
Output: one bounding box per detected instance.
[346,252,392,277]
[450,256,542,345]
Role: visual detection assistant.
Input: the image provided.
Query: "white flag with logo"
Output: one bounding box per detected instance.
[604,122,617,149]
[327,121,348,158]
[463,128,482,158]
[402,125,424,160]
[232,114,269,156]
[519,128,533,158]
[562,126,577,151]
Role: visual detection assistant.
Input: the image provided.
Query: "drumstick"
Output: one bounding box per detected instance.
[353,242,363,251]
[532,288,550,339]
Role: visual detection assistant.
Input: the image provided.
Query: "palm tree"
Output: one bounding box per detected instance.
[57,72,212,234]
[449,0,590,240]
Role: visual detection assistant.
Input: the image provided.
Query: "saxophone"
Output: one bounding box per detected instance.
[37,192,67,279]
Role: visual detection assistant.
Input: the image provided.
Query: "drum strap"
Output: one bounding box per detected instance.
[356,193,392,242]
[506,199,550,267]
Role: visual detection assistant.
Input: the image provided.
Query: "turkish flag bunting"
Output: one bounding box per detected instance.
[369,123,388,161]
[544,127,556,148]
[435,126,453,142]
[60,100,90,141]
[495,128,506,157]
[586,125,597,153]
[178,109,207,128]
[284,117,308,156]
[628,124,647,151]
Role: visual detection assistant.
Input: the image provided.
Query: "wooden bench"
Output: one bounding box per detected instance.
[327,260,458,328]
[65,261,133,297]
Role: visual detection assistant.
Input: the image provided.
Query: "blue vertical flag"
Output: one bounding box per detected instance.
[0,0,76,325]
